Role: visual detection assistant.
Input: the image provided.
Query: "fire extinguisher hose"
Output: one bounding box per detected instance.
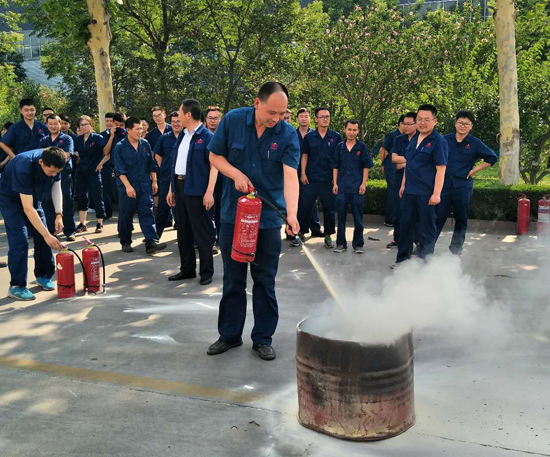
[66,248,89,292]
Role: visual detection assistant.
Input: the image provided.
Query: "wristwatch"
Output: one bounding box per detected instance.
[55,212,63,216]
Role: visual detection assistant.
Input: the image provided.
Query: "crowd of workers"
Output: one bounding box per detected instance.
[0,81,498,360]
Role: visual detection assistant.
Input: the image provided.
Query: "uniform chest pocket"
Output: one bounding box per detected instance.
[415,149,432,164]
[193,144,208,163]
[262,147,282,172]
[308,138,321,154]
[229,142,245,164]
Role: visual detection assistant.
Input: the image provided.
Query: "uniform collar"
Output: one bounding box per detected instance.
[246,107,283,134]
[454,132,472,144]
[185,123,204,136]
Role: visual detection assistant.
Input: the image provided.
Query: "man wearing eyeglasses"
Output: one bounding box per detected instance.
[435,111,497,255]
[393,104,448,267]
[295,107,342,249]
[205,106,223,250]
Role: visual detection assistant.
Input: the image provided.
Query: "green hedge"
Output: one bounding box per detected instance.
[363,179,550,222]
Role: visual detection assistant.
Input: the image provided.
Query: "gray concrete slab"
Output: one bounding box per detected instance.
[0,215,549,456]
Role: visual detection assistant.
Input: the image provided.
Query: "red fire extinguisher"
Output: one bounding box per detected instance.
[56,250,76,298]
[517,194,531,236]
[82,243,102,293]
[232,186,262,263]
[537,195,550,236]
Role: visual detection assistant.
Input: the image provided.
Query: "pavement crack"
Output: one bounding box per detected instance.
[416,432,550,456]
[300,434,318,457]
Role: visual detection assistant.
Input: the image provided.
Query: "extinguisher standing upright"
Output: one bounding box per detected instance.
[232,187,262,263]
[56,250,76,298]
[517,194,531,236]
[537,195,550,236]
[82,237,103,293]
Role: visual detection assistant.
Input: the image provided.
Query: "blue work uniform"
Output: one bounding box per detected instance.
[101,128,126,219]
[0,120,48,155]
[146,124,172,151]
[74,133,107,220]
[298,128,342,236]
[65,131,79,176]
[296,126,321,236]
[382,129,399,225]
[396,130,448,263]
[208,106,300,345]
[114,137,159,246]
[390,133,413,243]
[40,133,77,237]
[435,133,497,254]
[153,130,178,238]
[333,140,374,249]
[170,124,214,280]
[0,150,60,287]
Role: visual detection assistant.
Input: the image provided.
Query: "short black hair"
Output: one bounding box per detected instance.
[105,112,115,119]
[113,113,126,123]
[297,108,310,116]
[455,110,475,124]
[314,107,330,117]
[417,104,437,117]
[205,106,221,116]
[125,116,141,130]
[404,111,417,121]
[3,121,13,130]
[46,114,60,123]
[59,114,71,124]
[257,82,289,102]
[398,115,405,125]
[181,99,202,121]
[169,111,179,119]
[151,106,164,113]
[344,119,359,128]
[42,107,54,114]
[19,98,35,109]
[41,146,67,169]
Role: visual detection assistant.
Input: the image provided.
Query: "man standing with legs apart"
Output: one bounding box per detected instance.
[207,82,300,361]
[435,111,497,255]
[332,120,374,254]
[394,104,448,266]
[114,117,167,255]
[166,100,216,285]
[295,107,341,248]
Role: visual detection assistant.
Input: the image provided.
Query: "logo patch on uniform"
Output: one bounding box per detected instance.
[426,143,431,148]
[197,139,203,144]
[356,151,361,156]
[91,142,95,146]
[466,144,471,149]
[59,140,63,145]
[270,143,277,150]
[38,129,43,133]
[329,138,334,143]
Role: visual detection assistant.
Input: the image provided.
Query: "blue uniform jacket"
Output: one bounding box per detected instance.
[332,140,374,193]
[154,130,178,185]
[301,128,342,183]
[391,133,413,178]
[382,129,399,172]
[39,133,74,171]
[443,133,497,191]
[146,124,172,151]
[171,124,214,197]
[404,130,449,196]
[101,128,126,166]
[114,138,157,193]
[74,133,106,172]
[0,120,48,154]
[208,107,300,229]
[0,149,60,207]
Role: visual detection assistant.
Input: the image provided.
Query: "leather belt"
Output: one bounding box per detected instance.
[176,175,185,180]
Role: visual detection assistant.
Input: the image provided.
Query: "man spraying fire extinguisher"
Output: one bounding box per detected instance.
[207,82,300,361]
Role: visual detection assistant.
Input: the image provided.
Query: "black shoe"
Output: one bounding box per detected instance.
[384,222,394,227]
[200,277,213,285]
[252,343,276,361]
[212,245,219,255]
[146,240,167,254]
[310,231,325,238]
[168,271,196,281]
[386,241,398,249]
[121,244,134,253]
[0,261,6,268]
[207,338,243,355]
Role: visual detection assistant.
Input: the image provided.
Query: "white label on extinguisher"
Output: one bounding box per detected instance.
[539,206,550,222]
[237,213,260,248]
[57,263,63,270]
[87,258,100,284]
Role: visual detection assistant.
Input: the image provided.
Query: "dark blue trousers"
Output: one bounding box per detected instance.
[336,192,364,249]
[392,171,404,242]
[44,170,77,236]
[435,186,473,254]
[155,181,172,239]
[299,181,322,235]
[298,182,335,236]
[0,201,54,287]
[218,223,281,345]
[75,169,106,219]
[101,165,115,219]
[396,194,437,263]
[117,187,159,246]
[384,168,397,224]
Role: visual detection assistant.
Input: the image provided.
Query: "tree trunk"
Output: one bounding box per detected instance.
[494,0,520,185]
[86,0,115,131]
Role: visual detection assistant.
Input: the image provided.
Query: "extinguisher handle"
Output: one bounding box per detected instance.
[83,236,94,245]
[247,185,255,195]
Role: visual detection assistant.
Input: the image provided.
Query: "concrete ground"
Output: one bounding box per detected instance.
[0,213,549,457]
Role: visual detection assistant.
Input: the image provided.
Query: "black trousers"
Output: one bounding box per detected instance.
[174,179,214,280]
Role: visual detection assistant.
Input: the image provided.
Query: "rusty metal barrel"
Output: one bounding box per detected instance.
[296,317,415,440]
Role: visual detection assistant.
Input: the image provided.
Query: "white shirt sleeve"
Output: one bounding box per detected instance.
[51,180,63,213]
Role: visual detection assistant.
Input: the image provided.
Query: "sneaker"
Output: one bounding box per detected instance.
[384,222,394,227]
[324,236,334,249]
[353,246,364,254]
[334,245,347,253]
[411,248,419,257]
[95,223,103,233]
[7,286,36,301]
[290,234,305,247]
[0,261,6,268]
[146,241,167,254]
[66,233,76,242]
[389,263,402,270]
[76,223,87,233]
[121,244,134,253]
[212,245,219,255]
[36,277,55,291]
[310,231,325,238]
[386,241,398,249]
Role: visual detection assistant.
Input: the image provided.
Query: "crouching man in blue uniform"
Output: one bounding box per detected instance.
[436,111,498,255]
[0,147,67,300]
[394,104,448,266]
[207,82,300,361]
[332,120,374,254]
[114,117,167,255]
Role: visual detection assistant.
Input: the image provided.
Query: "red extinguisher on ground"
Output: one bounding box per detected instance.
[537,195,550,236]
[517,194,531,236]
[82,237,104,293]
[56,250,76,298]
[232,186,262,263]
